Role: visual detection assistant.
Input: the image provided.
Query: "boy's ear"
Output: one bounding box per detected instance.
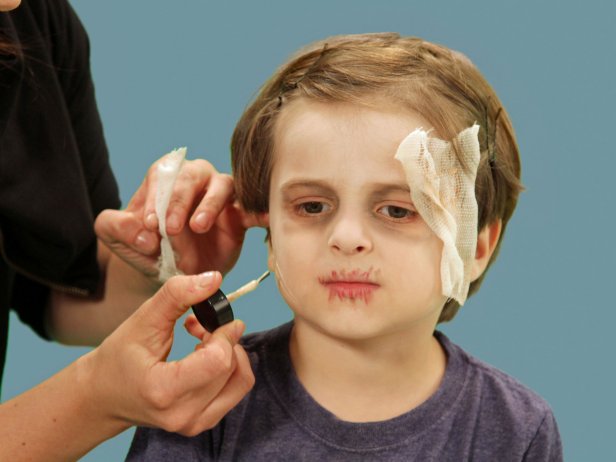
[470,219,502,282]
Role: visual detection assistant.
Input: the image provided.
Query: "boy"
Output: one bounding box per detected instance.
[128,33,562,461]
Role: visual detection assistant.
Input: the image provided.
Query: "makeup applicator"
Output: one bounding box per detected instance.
[192,270,270,332]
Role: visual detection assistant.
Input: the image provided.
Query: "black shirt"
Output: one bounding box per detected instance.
[0,0,120,393]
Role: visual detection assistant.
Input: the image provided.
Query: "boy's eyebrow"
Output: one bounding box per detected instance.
[279,179,412,197]
[279,179,335,196]
[369,183,412,198]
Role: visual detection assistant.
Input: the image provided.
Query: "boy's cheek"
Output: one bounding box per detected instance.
[267,245,276,273]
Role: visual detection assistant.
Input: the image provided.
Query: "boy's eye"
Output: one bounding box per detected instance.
[377,205,416,221]
[298,201,330,215]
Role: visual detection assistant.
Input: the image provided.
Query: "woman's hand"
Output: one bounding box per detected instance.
[0,272,255,462]
[85,271,255,435]
[95,155,259,280]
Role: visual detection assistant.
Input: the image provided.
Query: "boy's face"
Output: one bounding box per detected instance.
[267,99,447,341]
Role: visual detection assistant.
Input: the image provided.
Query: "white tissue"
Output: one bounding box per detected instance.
[156,147,187,282]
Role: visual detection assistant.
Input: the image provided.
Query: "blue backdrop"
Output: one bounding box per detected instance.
[4,1,614,460]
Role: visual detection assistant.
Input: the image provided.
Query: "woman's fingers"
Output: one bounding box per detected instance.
[142,157,226,236]
[184,314,209,341]
[175,344,255,436]
[189,172,235,233]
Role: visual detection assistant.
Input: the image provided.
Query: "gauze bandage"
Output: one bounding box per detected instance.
[394,124,480,305]
[156,147,186,282]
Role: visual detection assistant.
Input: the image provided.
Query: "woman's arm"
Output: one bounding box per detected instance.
[0,273,255,462]
[46,241,158,345]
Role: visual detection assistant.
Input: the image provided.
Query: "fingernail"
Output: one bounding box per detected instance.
[167,214,181,231]
[195,212,210,229]
[197,271,216,288]
[183,315,195,329]
[233,320,246,340]
[135,231,151,250]
[146,213,158,229]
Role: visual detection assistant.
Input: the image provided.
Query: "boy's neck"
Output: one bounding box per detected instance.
[289,319,447,423]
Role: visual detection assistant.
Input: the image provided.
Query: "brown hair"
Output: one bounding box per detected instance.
[231,33,523,322]
[0,29,23,64]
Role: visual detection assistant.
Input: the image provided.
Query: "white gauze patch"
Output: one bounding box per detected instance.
[156,147,186,282]
[394,124,480,305]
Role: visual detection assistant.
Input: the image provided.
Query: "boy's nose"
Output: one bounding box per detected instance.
[327,213,373,255]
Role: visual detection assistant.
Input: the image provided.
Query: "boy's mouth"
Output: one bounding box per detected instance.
[318,268,380,303]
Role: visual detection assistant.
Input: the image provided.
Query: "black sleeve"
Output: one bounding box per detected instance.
[4,0,120,339]
[49,0,121,216]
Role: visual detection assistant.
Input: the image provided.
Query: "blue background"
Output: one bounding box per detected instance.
[4,1,614,460]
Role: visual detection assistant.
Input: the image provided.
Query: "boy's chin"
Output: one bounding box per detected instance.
[294,313,408,343]
[290,301,444,344]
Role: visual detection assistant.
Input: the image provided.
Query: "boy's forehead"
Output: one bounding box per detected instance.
[270,150,414,199]
[273,98,431,159]
[276,98,427,131]
[270,99,430,191]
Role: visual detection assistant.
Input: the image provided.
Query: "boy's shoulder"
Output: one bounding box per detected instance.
[438,331,553,418]
[239,321,293,357]
[436,331,561,456]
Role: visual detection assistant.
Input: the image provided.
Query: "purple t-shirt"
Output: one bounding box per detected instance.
[127,322,562,461]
